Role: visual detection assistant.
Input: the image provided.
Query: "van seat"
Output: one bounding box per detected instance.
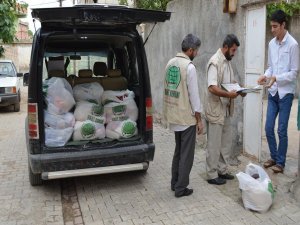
[78,69,93,78]
[73,69,102,86]
[48,69,65,78]
[93,62,107,76]
[101,69,127,90]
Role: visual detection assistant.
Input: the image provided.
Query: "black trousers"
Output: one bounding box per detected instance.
[171,125,196,195]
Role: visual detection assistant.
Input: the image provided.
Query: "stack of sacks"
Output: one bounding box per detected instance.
[43,77,75,147]
[72,82,106,141]
[102,90,138,139]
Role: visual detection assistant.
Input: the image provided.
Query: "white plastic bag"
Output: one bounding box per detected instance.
[44,110,75,129]
[236,163,274,213]
[101,89,135,104]
[45,127,73,147]
[43,77,75,114]
[74,101,106,124]
[73,120,105,141]
[106,119,138,139]
[104,99,138,123]
[73,82,104,104]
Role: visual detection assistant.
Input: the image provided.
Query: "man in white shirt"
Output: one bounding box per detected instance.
[163,34,203,197]
[258,10,299,173]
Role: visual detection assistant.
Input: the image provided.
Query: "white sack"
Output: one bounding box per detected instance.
[45,127,73,147]
[106,119,137,139]
[44,110,75,129]
[73,120,105,141]
[104,99,138,123]
[102,89,135,104]
[74,101,105,124]
[236,163,274,213]
[73,82,104,104]
[43,77,75,114]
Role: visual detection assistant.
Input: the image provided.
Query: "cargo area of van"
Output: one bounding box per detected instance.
[40,33,144,148]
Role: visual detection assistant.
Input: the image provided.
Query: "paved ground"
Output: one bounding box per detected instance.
[0,85,299,225]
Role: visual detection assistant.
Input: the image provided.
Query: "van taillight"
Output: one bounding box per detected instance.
[146,97,153,130]
[28,103,39,139]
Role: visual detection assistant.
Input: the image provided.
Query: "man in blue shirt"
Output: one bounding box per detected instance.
[257,10,299,173]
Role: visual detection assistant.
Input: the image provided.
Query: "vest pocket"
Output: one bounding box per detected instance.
[206,97,222,118]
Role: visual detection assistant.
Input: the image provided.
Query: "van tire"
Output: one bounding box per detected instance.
[14,91,21,112]
[28,164,43,186]
[14,102,20,112]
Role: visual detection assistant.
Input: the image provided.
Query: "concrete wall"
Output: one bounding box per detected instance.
[144,0,256,154]
[1,42,32,73]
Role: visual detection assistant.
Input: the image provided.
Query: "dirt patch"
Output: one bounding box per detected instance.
[61,179,84,225]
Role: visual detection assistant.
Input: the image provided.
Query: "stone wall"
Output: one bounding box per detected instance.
[144,0,254,155]
[144,0,300,156]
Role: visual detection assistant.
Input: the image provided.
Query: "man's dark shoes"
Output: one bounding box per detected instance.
[207,177,226,185]
[218,173,235,180]
[175,188,193,197]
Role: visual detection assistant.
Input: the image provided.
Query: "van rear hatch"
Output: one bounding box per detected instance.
[31,5,171,28]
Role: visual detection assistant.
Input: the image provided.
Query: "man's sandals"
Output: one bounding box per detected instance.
[263,159,284,173]
[271,164,284,173]
[263,159,276,168]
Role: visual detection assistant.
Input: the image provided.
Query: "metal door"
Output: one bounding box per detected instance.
[244,5,266,161]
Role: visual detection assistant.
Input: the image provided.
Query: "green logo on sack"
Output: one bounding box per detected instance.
[92,104,103,116]
[87,99,98,104]
[80,122,96,138]
[121,121,136,137]
[268,181,275,199]
[166,66,181,90]
[112,105,126,115]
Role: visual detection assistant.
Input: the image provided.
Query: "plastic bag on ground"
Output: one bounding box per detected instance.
[45,127,73,147]
[106,119,138,139]
[73,82,104,104]
[104,98,138,123]
[43,77,75,114]
[44,110,75,129]
[74,101,106,124]
[236,163,274,213]
[101,89,135,105]
[73,120,105,141]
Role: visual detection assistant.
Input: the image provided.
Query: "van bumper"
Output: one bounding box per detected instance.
[28,143,155,176]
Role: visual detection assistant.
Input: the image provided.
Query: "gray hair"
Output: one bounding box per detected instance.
[181,34,201,52]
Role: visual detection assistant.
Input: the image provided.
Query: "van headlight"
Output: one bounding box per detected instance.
[5,87,17,94]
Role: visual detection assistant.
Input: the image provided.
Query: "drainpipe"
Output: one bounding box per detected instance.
[292,98,300,201]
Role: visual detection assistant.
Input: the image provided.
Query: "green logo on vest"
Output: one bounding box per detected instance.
[166,66,181,90]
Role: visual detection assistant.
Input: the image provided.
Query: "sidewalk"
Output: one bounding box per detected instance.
[152,99,300,224]
[154,123,300,225]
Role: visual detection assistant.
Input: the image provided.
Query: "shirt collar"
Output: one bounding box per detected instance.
[276,31,289,45]
[217,48,227,62]
[217,48,229,63]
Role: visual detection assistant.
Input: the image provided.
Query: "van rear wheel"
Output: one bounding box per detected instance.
[28,164,43,186]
